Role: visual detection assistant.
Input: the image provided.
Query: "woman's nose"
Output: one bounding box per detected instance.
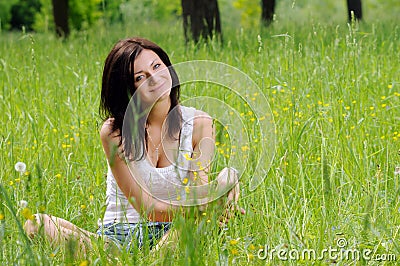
[148,72,161,86]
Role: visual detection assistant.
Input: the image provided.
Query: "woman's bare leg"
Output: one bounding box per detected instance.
[24,214,97,254]
[154,228,178,251]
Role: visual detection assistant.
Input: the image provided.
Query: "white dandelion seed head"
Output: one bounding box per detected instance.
[19,200,28,208]
[395,166,400,176]
[14,162,26,173]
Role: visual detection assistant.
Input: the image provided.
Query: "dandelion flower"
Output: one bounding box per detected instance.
[79,260,89,266]
[231,248,239,255]
[15,162,26,173]
[230,239,238,245]
[183,153,192,161]
[0,213,4,220]
[21,207,35,220]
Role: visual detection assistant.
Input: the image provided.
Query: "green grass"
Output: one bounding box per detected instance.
[1,4,399,265]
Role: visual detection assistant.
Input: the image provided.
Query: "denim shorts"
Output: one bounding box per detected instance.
[96,222,171,251]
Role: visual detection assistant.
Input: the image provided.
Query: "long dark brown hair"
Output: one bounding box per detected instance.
[100,37,182,161]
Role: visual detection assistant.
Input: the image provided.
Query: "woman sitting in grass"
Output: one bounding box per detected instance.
[24,37,243,253]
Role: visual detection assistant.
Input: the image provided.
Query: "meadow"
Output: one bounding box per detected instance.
[0,1,399,265]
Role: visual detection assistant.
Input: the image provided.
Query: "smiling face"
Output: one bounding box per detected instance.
[133,49,172,105]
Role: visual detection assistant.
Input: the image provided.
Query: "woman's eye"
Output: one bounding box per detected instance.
[154,63,161,70]
[135,75,143,82]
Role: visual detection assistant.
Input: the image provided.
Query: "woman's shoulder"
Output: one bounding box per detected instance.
[180,105,211,121]
[187,107,214,142]
[100,118,120,143]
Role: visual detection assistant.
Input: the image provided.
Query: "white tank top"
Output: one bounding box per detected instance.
[99,105,196,225]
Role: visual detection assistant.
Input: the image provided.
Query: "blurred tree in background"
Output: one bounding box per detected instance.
[347,0,362,21]
[181,0,222,43]
[52,0,69,37]
[0,0,399,37]
[261,0,275,26]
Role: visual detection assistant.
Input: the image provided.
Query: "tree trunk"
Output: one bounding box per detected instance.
[261,0,275,26]
[52,0,70,38]
[181,0,222,43]
[346,0,362,21]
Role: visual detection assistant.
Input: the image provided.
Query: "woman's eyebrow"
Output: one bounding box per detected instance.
[134,58,158,75]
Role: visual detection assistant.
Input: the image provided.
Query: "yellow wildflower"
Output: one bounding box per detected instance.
[0,213,4,220]
[79,260,89,266]
[182,178,189,185]
[183,153,192,161]
[231,248,239,255]
[241,146,249,152]
[230,239,238,245]
[21,208,35,220]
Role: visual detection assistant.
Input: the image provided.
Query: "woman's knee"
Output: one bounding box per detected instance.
[24,218,39,238]
[23,213,50,238]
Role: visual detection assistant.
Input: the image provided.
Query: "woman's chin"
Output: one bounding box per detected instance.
[155,88,171,102]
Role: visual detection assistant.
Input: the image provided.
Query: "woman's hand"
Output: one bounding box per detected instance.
[215,168,245,225]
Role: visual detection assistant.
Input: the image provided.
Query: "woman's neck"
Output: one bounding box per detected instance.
[146,97,172,128]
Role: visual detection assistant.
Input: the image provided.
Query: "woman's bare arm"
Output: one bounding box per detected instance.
[100,116,240,222]
[100,120,178,221]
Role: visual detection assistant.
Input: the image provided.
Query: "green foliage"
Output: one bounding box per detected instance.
[100,0,127,24]
[69,0,102,30]
[33,0,53,33]
[233,0,261,27]
[0,0,19,30]
[9,0,41,31]
[151,0,181,20]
